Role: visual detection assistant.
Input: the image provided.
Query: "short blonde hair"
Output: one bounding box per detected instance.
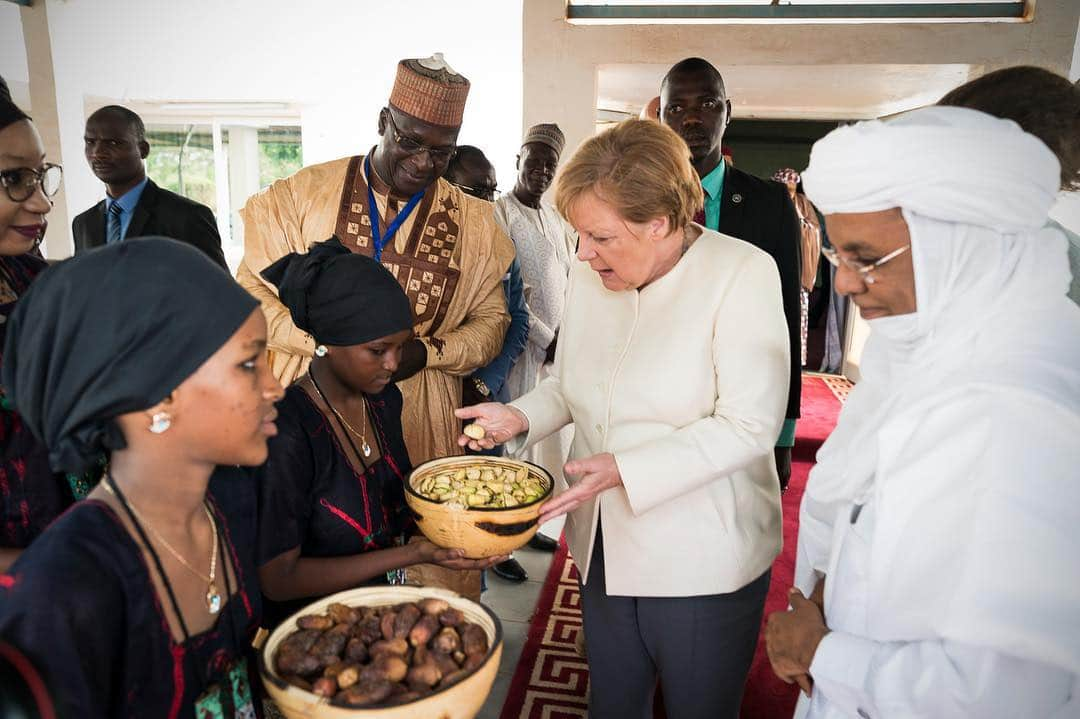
[555,119,703,231]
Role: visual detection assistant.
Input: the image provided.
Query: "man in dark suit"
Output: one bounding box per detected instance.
[72,105,227,269]
[661,57,803,490]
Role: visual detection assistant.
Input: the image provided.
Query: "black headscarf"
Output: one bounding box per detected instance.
[2,237,258,474]
[0,77,30,132]
[261,236,413,346]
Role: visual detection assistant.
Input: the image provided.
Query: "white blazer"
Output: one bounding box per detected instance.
[510,228,789,597]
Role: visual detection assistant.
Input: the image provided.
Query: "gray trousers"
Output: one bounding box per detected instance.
[579,530,771,719]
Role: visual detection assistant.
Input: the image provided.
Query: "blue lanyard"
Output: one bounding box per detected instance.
[364,155,425,261]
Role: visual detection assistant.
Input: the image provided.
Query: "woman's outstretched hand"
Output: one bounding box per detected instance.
[538,453,623,524]
[454,403,529,452]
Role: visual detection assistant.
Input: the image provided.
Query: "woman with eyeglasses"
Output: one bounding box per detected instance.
[0,92,69,571]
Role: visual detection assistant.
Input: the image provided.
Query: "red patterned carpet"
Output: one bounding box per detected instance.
[499,375,848,719]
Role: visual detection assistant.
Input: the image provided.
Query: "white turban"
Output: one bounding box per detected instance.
[796,106,1080,676]
[802,106,1059,232]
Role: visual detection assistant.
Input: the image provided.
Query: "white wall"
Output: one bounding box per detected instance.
[0,0,523,259]
[0,4,29,107]
[1071,15,1080,81]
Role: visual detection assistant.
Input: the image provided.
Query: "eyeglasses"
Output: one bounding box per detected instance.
[821,243,909,285]
[0,164,63,203]
[455,184,499,202]
[386,112,456,163]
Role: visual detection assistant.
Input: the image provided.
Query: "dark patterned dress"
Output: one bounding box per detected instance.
[0,253,94,550]
[0,467,264,718]
[256,382,414,629]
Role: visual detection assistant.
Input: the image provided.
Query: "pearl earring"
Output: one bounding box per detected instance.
[315,345,328,357]
[149,412,172,434]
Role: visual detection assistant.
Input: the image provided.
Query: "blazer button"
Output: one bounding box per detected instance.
[732,193,743,204]
[595,424,604,434]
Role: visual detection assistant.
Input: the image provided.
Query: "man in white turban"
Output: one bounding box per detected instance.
[764,106,1080,718]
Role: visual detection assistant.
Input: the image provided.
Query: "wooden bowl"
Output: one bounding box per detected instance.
[259,586,503,719]
[405,456,554,559]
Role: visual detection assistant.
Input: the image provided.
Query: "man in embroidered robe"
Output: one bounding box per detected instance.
[237,54,514,464]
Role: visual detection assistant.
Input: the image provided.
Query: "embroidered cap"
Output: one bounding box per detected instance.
[388,53,470,128]
[522,123,565,156]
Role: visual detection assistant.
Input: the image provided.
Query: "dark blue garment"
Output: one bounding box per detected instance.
[472,256,529,403]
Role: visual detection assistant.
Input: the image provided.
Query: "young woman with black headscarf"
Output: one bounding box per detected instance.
[0,238,283,716]
[256,237,504,629]
[0,90,69,571]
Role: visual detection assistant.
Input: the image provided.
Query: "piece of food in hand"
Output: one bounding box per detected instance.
[463,423,487,440]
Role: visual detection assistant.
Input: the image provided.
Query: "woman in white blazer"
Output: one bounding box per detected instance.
[457,119,790,718]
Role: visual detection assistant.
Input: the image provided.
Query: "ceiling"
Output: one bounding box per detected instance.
[597,63,975,120]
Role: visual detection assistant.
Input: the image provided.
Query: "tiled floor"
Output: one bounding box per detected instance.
[475,517,565,719]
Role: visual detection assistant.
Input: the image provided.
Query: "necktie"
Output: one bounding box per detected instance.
[106,202,123,244]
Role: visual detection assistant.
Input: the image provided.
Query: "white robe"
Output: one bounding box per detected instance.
[795,107,1080,718]
[495,193,576,487]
